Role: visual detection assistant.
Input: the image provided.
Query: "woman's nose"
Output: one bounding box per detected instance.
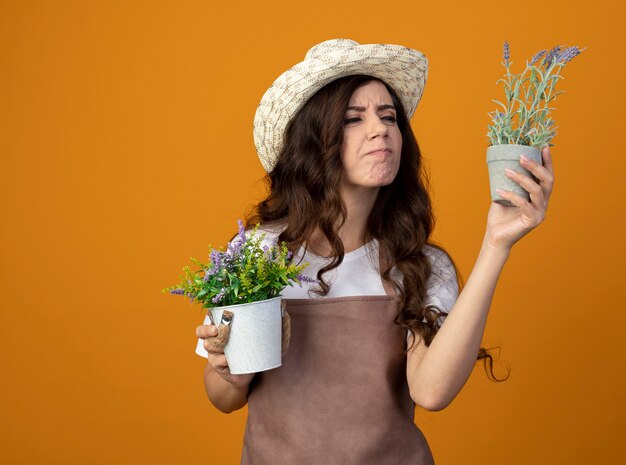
[368,117,388,139]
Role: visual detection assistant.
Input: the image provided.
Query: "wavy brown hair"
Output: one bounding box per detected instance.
[242,75,508,381]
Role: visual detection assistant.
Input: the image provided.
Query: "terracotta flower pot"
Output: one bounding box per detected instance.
[209,295,283,374]
[486,144,542,207]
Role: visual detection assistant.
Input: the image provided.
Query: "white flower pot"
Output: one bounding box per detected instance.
[209,295,283,375]
[486,144,542,207]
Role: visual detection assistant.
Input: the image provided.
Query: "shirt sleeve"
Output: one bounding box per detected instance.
[407,246,460,341]
[423,246,459,318]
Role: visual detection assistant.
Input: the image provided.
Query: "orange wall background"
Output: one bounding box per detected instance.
[1,1,624,464]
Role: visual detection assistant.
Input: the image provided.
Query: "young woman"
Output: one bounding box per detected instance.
[195,39,554,464]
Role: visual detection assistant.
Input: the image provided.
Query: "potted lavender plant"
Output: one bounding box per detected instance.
[163,220,314,374]
[486,41,584,206]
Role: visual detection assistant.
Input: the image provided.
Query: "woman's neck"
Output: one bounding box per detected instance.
[307,184,380,257]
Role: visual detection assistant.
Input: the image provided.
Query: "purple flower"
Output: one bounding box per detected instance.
[204,250,223,279]
[529,49,546,66]
[297,274,318,284]
[544,45,562,67]
[225,220,248,260]
[503,40,510,64]
[237,219,246,239]
[226,238,244,259]
[555,46,581,64]
[170,288,196,302]
[212,288,226,304]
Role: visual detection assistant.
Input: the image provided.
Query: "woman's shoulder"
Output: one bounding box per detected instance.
[422,243,456,280]
[422,243,450,259]
[244,221,288,245]
[391,244,455,280]
[421,244,459,313]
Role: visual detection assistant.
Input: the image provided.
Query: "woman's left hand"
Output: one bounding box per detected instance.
[484,146,555,251]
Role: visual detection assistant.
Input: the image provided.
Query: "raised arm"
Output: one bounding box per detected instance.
[407,146,554,411]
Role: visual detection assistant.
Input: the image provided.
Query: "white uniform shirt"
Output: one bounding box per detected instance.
[195,228,459,358]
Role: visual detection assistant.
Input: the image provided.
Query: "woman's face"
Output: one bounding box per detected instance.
[340,80,403,190]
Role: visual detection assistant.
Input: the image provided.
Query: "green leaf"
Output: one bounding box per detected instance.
[491,99,509,112]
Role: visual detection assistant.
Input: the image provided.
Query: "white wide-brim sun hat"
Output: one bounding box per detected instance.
[253,38,429,173]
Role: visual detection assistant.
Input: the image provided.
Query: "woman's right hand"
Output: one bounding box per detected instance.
[196,323,255,387]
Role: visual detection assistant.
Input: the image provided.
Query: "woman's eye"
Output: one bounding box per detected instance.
[344,115,396,125]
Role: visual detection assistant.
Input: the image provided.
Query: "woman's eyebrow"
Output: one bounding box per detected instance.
[346,104,396,112]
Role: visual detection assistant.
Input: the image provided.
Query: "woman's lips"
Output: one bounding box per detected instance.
[366,148,392,156]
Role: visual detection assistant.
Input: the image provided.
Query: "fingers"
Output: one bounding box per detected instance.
[505,149,557,210]
[197,325,230,372]
[197,310,235,355]
[521,149,554,201]
[196,323,218,339]
[495,188,541,226]
[196,311,237,376]
[541,145,554,177]
[196,323,222,351]
[209,325,231,350]
[504,166,544,208]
